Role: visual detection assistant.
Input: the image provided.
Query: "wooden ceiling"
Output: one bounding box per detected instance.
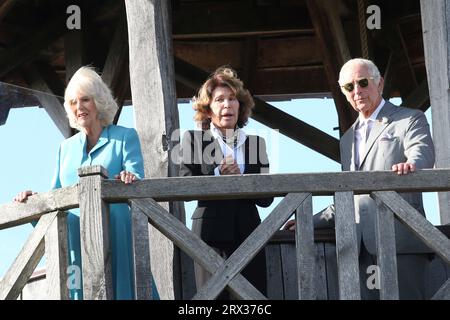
[0,0,429,147]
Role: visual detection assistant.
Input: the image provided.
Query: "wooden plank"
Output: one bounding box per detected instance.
[265,245,284,300]
[252,99,340,162]
[130,203,153,300]
[101,10,129,124]
[45,211,69,300]
[420,0,450,224]
[373,197,399,300]
[314,243,328,300]
[125,0,184,300]
[101,169,450,202]
[295,194,315,299]
[426,255,450,299]
[334,191,360,300]
[0,185,78,230]
[172,3,312,38]
[0,211,58,300]
[306,0,357,135]
[193,193,310,300]
[280,243,298,300]
[130,198,266,300]
[432,278,450,300]
[78,167,113,300]
[372,191,450,265]
[173,57,340,162]
[25,64,71,138]
[324,243,339,299]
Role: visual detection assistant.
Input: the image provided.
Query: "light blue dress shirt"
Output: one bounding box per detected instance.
[51,124,156,299]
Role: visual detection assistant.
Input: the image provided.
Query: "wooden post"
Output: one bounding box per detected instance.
[421,0,450,224]
[78,166,113,300]
[372,197,399,300]
[334,191,361,300]
[125,0,189,299]
[45,211,69,300]
[130,202,153,300]
[295,194,316,299]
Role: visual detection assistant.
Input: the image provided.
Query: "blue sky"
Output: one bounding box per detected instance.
[0,96,439,278]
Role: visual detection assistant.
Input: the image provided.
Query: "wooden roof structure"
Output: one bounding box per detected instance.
[1,0,428,140]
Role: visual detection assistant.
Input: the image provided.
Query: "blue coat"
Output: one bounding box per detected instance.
[51,125,144,299]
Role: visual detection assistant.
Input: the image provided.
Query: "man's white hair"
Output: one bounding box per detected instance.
[338,58,381,86]
[64,66,118,130]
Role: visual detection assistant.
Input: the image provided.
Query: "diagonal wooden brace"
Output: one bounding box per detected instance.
[193,193,311,300]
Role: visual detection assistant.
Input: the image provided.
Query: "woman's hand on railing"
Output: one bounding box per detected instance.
[13,190,37,203]
[283,219,296,231]
[114,170,138,184]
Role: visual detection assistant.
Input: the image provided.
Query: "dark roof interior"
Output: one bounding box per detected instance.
[0,0,429,141]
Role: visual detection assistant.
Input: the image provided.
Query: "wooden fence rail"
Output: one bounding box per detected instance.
[0,166,449,300]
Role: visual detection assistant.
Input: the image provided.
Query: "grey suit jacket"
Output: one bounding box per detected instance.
[340,101,435,254]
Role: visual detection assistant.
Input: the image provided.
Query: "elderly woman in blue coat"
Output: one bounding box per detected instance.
[14,66,158,300]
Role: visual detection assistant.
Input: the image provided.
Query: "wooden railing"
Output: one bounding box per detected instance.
[1,166,449,300]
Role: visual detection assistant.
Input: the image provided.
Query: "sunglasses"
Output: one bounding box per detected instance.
[341,77,374,92]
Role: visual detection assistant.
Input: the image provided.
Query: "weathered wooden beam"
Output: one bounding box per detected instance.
[0,104,10,125]
[130,203,153,300]
[400,79,429,112]
[24,64,71,138]
[194,193,310,300]
[78,166,113,300]
[0,186,78,230]
[382,52,398,98]
[334,191,360,300]
[125,0,186,300]
[172,3,312,39]
[431,278,450,300]
[174,57,341,162]
[295,194,316,300]
[130,198,266,300]
[371,191,450,265]
[265,244,284,299]
[101,10,129,124]
[421,0,450,224]
[306,0,357,135]
[0,211,58,300]
[252,99,340,162]
[45,211,69,300]
[101,169,450,202]
[0,15,67,78]
[373,198,399,300]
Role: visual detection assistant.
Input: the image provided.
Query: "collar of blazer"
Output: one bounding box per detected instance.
[78,125,110,156]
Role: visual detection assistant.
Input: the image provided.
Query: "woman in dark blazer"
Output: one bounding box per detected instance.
[179,66,273,299]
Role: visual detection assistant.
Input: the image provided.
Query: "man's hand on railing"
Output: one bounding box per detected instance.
[283,219,296,231]
[114,170,138,184]
[13,190,37,203]
[392,162,416,175]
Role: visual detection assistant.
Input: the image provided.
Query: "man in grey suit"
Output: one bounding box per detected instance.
[338,58,435,299]
[286,58,435,299]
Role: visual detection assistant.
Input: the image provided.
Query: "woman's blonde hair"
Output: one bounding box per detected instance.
[193,66,254,130]
[63,66,118,130]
